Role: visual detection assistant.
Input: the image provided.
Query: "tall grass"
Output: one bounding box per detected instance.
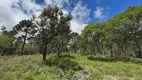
[0,53,142,80]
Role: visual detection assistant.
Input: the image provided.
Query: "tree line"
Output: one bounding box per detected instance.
[0,6,142,62]
[78,6,142,60]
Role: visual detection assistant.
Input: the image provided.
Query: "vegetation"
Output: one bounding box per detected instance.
[0,54,142,80]
[13,20,35,55]
[32,6,72,62]
[80,6,142,60]
[0,6,142,80]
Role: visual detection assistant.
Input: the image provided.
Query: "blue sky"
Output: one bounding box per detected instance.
[0,0,142,33]
[36,0,142,23]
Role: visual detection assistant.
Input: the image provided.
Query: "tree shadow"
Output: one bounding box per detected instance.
[88,56,142,65]
[46,55,82,71]
[133,58,142,65]
[60,55,75,59]
[87,56,116,62]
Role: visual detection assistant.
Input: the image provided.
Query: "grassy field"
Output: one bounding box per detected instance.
[0,53,142,80]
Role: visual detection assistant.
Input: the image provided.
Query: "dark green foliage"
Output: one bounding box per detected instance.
[16,43,39,55]
[47,55,79,70]
[33,6,72,62]
[0,27,16,55]
[135,58,142,65]
[75,6,142,60]
[88,56,115,62]
[13,20,35,55]
[88,56,130,62]
[69,32,79,53]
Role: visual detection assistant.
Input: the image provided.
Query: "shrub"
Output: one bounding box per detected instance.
[47,55,79,70]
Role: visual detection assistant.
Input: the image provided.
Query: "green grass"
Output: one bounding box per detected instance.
[0,53,142,80]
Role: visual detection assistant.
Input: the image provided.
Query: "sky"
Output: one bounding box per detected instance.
[0,0,142,34]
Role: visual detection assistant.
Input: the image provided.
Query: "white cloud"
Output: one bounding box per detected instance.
[0,0,27,30]
[18,0,42,15]
[70,20,87,34]
[71,1,91,34]
[94,6,108,21]
[45,0,90,34]
[0,0,42,30]
[0,0,91,34]
[62,9,69,15]
[44,0,69,8]
[71,1,90,23]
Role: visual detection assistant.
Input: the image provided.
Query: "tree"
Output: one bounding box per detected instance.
[81,23,106,56]
[69,32,79,53]
[57,31,71,57]
[45,24,71,57]
[33,6,72,62]
[79,6,142,60]
[0,27,16,55]
[13,20,35,55]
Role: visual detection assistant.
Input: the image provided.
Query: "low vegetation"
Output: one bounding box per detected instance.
[0,53,142,80]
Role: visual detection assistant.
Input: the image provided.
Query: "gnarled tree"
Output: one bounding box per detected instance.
[13,20,35,55]
[33,6,72,62]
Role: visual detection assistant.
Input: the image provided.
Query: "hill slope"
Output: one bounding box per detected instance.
[0,54,142,80]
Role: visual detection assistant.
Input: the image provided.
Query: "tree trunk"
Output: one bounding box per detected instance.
[74,48,76,53]
[57,45,62,57]
[57,35,62,57]
[110,49,113,57]
[40,44,47,64]
[136,42,142,58]
[20,32,28,55]
[58,50,61,57]
[110,39,114,58]
[40,33,58,63]
[42,49,47,62]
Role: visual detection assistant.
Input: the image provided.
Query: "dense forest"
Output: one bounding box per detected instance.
[0,6,142,80]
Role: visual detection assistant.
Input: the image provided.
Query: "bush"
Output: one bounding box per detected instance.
[15,44,39,55]
[88,56,131,62]
[23,75,34,80]
[88,56,115,62]
[114,56,131,62]
[47,55,79,70]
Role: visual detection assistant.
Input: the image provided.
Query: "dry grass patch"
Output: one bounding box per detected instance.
[103,75,135,80]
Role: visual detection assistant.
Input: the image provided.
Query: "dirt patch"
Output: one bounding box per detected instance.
[103,75,135,80]
[0,59,4,65]
[69,65,94,80]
